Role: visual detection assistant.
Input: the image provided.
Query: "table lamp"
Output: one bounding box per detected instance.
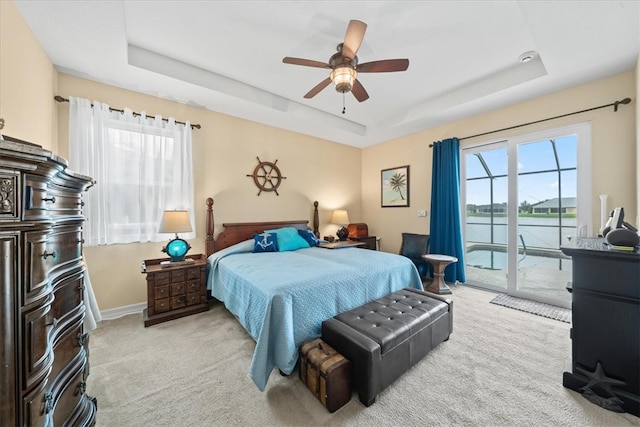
[158,210,192,262]
[331,209,350,241]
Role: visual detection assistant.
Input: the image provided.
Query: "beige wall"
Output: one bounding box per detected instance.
[0,0,58,151]
[57,75,362,310]
[4,0,638,313]
[363,71,637,253]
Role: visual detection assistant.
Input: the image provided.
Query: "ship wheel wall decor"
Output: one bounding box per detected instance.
[247,157,287,195]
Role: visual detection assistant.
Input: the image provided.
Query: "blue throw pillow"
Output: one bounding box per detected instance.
[265,227,310,252]
[298,229,321,247]
[252,232,278,253]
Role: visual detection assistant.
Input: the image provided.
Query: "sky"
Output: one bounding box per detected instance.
[464,135,577,206]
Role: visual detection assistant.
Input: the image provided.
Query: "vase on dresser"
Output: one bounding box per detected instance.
[0,135,97,426]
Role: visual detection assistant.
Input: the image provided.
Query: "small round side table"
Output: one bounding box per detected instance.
[421,254,458,295]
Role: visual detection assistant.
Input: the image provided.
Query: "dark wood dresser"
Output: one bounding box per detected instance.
[0,136,97,426]
[561,237,639,416]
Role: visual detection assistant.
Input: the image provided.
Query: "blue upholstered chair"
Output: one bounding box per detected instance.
[399,232,431,279]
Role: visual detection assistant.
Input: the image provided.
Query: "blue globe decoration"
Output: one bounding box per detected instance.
[163,238,190,262]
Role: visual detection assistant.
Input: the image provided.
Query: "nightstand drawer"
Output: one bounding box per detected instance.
[186,280,200,293]
[186,267,200,280]
[170,283,186,296]
[171,269,186,282]
[186,292,202,306]
[154,272,171,286]
[154,285,169,300]
[155,298,170,313]
[171,295,186,309]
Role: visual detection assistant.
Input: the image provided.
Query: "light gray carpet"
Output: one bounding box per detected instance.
[87,285,638,426]
[490,293,572,323]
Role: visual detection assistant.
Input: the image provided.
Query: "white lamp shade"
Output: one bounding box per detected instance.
[331,209,350,225]
[158,210,192,234]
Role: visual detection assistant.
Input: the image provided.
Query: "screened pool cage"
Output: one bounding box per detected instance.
[465,139,576,271]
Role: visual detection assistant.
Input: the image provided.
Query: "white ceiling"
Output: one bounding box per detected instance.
[14,1,640,148]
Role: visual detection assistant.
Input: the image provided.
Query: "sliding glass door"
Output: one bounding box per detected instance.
[464,143,509,293]
[462,124,591,308]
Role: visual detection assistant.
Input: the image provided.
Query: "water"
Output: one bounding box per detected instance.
[465,248,571,271]
[465,216,574,306]
[466,216,577,249]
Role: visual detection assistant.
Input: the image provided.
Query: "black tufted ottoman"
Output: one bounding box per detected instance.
[321,287,453,406]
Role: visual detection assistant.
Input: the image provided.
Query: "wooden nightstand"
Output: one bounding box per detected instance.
[142,254,209,327]
[349,236,378,250]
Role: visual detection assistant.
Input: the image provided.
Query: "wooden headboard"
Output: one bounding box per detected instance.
[205,198,320,256]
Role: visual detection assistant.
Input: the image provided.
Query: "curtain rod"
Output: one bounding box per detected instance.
[429,97,632,147]
[54,96,201,129]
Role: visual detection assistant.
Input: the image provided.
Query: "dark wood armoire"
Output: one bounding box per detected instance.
[0,135,97,426]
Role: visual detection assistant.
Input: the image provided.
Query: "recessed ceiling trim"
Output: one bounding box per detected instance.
[127,44,366,136]
[376,54,548,130]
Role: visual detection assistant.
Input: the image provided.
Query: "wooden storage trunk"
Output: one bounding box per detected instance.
[299,338,352,412]
[347,223,368,238]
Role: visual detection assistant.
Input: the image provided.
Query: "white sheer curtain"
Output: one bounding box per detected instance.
[68,97,195,246]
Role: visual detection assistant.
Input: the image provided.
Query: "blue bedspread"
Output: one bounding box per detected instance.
[207,242,422,391]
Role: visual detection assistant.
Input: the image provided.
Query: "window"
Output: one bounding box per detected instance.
[69,98,194,246]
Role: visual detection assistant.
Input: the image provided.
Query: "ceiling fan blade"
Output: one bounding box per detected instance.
[341,20,367,60]
[357,59,409,73]
[282,57,331,69]
[351,79,369,102]
[304,77,332,99]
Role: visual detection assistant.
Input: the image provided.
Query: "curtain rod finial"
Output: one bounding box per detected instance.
[614,97,632,112]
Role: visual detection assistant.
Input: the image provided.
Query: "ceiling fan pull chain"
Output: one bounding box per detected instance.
[342,93,346,114]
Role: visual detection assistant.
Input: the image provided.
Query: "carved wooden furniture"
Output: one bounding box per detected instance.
[142,254,208,327]
[347,223,368,238]
[205,198,319,255]
[346,223,377,250]
[0,136,97,426]
[561,237,639,417]
[422,254,457,294]
[318,240,365,249]
[348,235,377,250]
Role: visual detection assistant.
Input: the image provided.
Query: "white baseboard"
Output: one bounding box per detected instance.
[100,302,146,321]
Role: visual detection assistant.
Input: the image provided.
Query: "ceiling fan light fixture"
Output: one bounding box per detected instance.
[330,66,357,93]
[283,20,406,102]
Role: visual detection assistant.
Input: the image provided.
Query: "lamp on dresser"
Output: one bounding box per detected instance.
[158,210,192,264]
[332,209,350,241]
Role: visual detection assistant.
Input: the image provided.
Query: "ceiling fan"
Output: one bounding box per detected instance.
[282,20,409,103]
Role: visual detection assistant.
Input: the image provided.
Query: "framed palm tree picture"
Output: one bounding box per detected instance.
[381,165,410,207]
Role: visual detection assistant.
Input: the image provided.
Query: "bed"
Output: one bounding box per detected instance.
[204,197,423,391]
